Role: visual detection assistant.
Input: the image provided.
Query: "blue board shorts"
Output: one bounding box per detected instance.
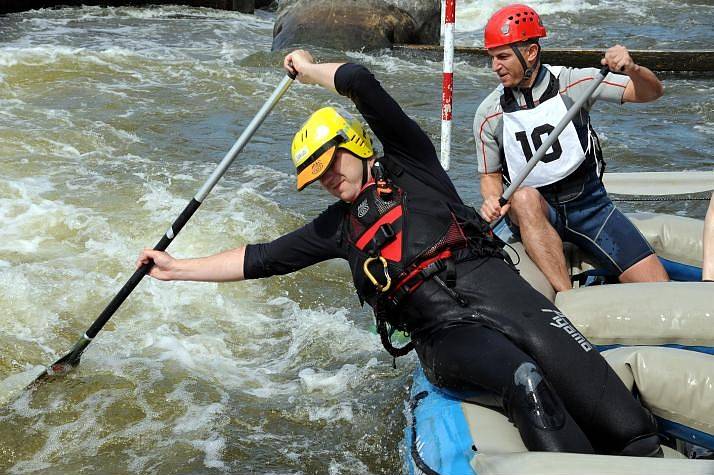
[508,172,655,276]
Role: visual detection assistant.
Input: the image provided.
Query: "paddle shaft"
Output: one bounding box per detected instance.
[499,66,610,206]
[56,73,295,367]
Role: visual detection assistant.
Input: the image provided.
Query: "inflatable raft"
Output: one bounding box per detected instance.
[404,212,714,474]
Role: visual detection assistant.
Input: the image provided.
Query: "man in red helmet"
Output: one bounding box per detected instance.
[474,3,669,292]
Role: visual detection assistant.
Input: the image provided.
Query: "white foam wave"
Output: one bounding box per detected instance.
[346,50,442,75]
[192,434,228,470]
[694,124,714,136]
[0,45,84,67]
[456,0,600,33]
[0,39,262,81]
[0,176,114,255]
[143,327,244,385]
[170,386,229,469]
[0,365,46,407]
[5,373,229,474]
[453,0,688,44]
[238,165,293,194]
[72,4,270,24]
[328,457,370,475]
[103,285,382,402]
[273,297,382,362]
[307,401,354,422]
[298,358,380,396]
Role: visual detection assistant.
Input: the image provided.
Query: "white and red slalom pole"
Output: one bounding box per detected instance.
[440,0,455,170]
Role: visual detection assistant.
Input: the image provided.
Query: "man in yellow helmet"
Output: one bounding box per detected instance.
[292,106,374,195]
[137,50,660,457]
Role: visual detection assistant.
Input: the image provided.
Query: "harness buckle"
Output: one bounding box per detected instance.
[365,223,396,257]
[364,256,392,293]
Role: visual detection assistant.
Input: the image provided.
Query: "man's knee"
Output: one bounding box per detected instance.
[619,254,669,283]
[505,362,593,453]
[615,407,662,457]
[509,187,548,225]
[620,434,663,457]
[510,187,542,211]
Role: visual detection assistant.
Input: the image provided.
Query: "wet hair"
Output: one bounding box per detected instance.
[515,39,540,51]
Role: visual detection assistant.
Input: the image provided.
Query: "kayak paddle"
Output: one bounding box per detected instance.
[26,72,296,388]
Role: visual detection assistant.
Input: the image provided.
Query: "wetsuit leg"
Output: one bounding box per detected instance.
[559,184,655,276]
[449,257,660,456]
[415,324,594,453]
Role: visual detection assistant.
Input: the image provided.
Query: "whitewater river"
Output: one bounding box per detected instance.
[0,1,712,473]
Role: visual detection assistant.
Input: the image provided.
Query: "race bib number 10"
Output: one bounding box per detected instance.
[514,124,562,163]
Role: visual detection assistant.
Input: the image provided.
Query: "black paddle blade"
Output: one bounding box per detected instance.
[42,355,79,378]
[26,335,91,388]
[27,365,73,391]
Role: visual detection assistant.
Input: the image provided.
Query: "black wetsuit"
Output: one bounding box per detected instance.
[244,64,659,456]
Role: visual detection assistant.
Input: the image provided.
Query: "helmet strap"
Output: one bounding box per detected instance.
[510,43,540,85]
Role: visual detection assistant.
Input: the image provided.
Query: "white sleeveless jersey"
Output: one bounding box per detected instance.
[502,66,585,187]
[473,65,630,182]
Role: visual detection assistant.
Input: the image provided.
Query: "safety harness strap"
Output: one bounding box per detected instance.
[376,309,414,367]
[363,223,396,257]
[387,250,470,309]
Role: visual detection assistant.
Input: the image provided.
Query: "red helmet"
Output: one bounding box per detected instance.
[484,4,547,49]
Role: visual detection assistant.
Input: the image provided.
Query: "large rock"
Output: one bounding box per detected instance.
[272,0,440,51]
[389,0,440,44]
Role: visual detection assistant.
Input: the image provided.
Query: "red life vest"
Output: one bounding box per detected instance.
[344,161,471,308]
[343,161,510,358]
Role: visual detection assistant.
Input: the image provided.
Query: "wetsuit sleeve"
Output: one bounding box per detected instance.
[473,93,503,175]
[333,63,460,201]
[243,202,347,279]
[560,67,630,110]
[334,63,436,168]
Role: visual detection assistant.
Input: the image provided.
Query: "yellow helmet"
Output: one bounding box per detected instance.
[291,106,374,191]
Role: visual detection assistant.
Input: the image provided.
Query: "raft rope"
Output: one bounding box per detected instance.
[610,190,712,202]
[611,195,711,202]
[409,391,443,475]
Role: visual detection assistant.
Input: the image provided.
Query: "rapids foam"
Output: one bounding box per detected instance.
[457,0,597,33]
